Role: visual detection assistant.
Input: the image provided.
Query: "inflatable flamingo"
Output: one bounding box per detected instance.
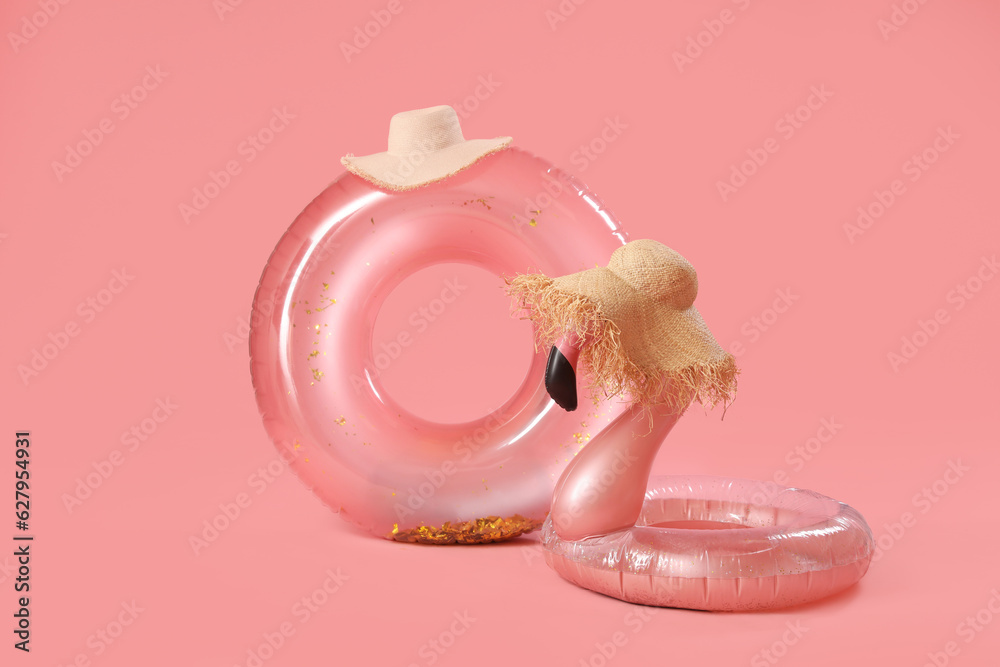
[508,239,874,610]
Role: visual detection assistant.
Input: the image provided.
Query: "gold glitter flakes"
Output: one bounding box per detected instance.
[529,219,537,227]
[461,196,494,210]
[335,416,347,426]
[389,514,544,545]
[311,368,324,381]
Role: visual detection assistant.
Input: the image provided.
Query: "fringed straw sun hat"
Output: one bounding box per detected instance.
[341,105,511,191]
[507,239,738,414]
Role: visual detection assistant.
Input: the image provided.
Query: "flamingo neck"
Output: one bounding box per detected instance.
[549,401,685,541]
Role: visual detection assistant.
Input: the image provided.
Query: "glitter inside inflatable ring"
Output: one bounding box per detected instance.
[250,147,629,543]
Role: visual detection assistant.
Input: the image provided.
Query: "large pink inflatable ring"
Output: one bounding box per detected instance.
[542,475,874,610]
[250,148,628,544]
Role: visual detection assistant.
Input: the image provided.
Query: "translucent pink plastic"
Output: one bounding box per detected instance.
[542,475,874,611]
[249,148,628,539]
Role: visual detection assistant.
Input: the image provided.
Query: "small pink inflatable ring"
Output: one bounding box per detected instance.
[541,475,874,611]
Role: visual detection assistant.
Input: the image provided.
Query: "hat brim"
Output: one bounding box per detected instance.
[341,137,512,192]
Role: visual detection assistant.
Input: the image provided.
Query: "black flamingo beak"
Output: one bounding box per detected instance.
[545,345,578,412]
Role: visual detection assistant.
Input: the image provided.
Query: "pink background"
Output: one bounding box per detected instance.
[2,0,999,665]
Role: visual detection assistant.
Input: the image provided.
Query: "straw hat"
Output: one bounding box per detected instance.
[507,239,738,412]
[341,105,512,191]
